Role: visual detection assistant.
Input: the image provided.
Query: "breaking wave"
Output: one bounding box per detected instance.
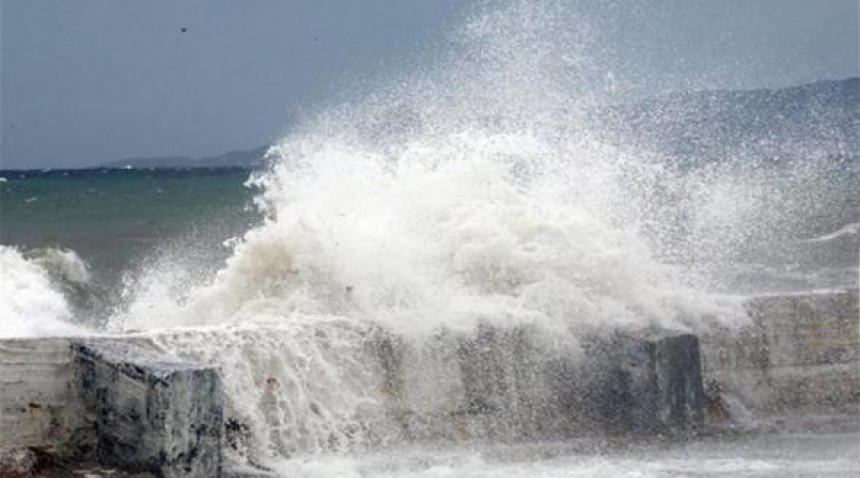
[0,246,90,337]
[115,0,743,336]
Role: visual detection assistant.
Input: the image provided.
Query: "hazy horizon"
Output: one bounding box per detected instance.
[0,75,856,172]
[2,0,858,170]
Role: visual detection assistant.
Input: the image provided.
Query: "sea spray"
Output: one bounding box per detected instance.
[0,246,89,337]
[24,247,92,286]
[118,0,742,334]
[117,134,742,332]
[641,153,860,293]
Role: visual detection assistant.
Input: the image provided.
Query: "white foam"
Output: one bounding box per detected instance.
[172,136,736,334]
[259,432,860,478]
[26,247,92,285]
[804,222,860,243]
[0,246,86,338]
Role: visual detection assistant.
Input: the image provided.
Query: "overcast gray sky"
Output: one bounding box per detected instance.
[1,0,857,169]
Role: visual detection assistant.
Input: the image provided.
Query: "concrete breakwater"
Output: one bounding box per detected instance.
[702,289,859,418]
[0,290,856,477]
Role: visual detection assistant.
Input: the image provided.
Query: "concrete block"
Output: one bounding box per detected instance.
[585,331,704,433]
[74,339,224,478]
[0,337,79,453]
[452,325,576,440]
[701,289,859,414]
[748,291,859,368]
[384,324,705,440]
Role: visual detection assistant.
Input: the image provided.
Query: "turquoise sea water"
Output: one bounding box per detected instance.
[0,167,259,279]
[0,167,262,323]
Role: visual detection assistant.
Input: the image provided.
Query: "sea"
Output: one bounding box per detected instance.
[0,167,261,332]
[1,1,858,476]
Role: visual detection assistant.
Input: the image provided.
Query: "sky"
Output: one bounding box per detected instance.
[1,0,858,170]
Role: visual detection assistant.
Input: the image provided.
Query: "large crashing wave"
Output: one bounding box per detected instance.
[116,0,742,335]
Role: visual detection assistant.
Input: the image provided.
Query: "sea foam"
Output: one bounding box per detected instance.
[0,246,88,337]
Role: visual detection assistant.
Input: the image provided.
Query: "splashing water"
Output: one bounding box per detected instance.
[117,0,742,335]
[0,246,89,337]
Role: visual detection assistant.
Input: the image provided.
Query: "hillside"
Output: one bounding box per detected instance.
[100,78,857,169]
[594,77,858,163]
[102,146,268,169]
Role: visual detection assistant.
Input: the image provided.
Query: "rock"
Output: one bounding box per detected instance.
[74,340,224,478]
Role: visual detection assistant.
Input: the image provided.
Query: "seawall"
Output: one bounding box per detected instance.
[1,289,856,476]
[701,289,859,422]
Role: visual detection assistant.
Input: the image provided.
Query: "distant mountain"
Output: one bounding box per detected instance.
[102,146,269,169]
[593,77,858,164]
[100,78,857,169]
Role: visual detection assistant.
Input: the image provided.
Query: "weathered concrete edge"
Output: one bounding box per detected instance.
[0,336,225,477]
[700,288,860,419]
[0,337,79,452]
[1,288,856,472]
[73,338,225,477]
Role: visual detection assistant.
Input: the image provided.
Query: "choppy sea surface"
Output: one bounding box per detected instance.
[0,167,258,281]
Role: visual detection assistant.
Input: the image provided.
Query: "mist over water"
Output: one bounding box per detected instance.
[1,0,857,474]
